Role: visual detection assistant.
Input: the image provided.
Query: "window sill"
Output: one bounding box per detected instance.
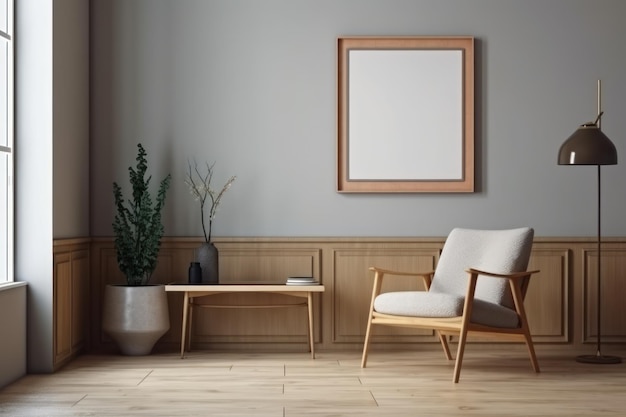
[0,281,27,292]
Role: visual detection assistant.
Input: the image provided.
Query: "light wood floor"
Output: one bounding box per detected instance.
[1,347,626,416]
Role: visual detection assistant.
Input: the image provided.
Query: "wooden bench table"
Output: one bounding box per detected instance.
[165,283,325,359]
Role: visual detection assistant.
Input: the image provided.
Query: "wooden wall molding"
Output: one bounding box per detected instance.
[68,236,626,354]
[524,246,570,342]
[581,247,626,343]
[331,246,440,344]
[53,240,90,369]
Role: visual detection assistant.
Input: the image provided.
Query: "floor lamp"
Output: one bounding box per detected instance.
[558,80,620,364]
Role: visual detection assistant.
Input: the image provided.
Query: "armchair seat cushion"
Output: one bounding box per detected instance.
[374,291,520,328]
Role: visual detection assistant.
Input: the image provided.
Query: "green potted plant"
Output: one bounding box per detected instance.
[102,143,172,355]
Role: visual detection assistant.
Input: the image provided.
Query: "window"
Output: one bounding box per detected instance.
[0,0,13,283]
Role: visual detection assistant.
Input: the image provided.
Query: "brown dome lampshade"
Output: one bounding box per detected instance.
[558,117,617,166]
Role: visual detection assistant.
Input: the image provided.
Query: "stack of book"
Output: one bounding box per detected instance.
[286,276,319,286]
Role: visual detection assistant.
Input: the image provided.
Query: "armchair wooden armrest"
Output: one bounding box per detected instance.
[466,268,540,280]
[369,266,435,277]
[369,266,435,290]
[465,268,540,305]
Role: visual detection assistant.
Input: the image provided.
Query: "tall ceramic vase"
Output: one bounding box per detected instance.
[196,242,219,284]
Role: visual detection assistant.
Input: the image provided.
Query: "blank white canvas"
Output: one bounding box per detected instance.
[348,49,463,180]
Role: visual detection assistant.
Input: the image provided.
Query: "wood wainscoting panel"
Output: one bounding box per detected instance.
[219,247,321,282]
[332,247,440,344]
[97,247,124,286]
[71,250,90,352]
[87,236,626,354]
[582,246,626,344]
[53,239,91,370]
[53,252,72,364]
[524,247,569,342]
[92,246,119,349]
[192,294,315,343]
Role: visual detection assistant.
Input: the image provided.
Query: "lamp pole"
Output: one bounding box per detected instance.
[595,164,602,358]
[596,80,602,358]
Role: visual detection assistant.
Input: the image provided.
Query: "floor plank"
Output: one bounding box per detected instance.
[1,348,626,416]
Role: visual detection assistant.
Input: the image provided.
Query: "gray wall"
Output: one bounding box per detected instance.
[16,0,54,374]
[15,0,90,373]
[90,0,626,239]
[53,0,90,239]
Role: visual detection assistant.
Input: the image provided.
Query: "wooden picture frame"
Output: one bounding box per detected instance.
[337,36,474,193]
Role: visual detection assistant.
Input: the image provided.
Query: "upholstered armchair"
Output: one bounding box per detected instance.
[361,227,540,382]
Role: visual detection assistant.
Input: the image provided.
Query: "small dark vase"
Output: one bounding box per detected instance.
[188,262,202,284]
[196,242,219,284]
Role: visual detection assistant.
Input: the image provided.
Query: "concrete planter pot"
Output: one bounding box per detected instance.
[102,284,170,355]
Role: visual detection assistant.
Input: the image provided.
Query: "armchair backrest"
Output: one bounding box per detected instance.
[429,228,534,309]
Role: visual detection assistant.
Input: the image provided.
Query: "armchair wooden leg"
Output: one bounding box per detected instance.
[361,316,373,368]
[518,316,540,373]
[454,272,478,383]
[362,270,384,368]
[524,332,540,373]
[438,332,453,360]
[510,279,540,373]
[453,329,469,383]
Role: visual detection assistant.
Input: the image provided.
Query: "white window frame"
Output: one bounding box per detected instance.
[1,0,14,284]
